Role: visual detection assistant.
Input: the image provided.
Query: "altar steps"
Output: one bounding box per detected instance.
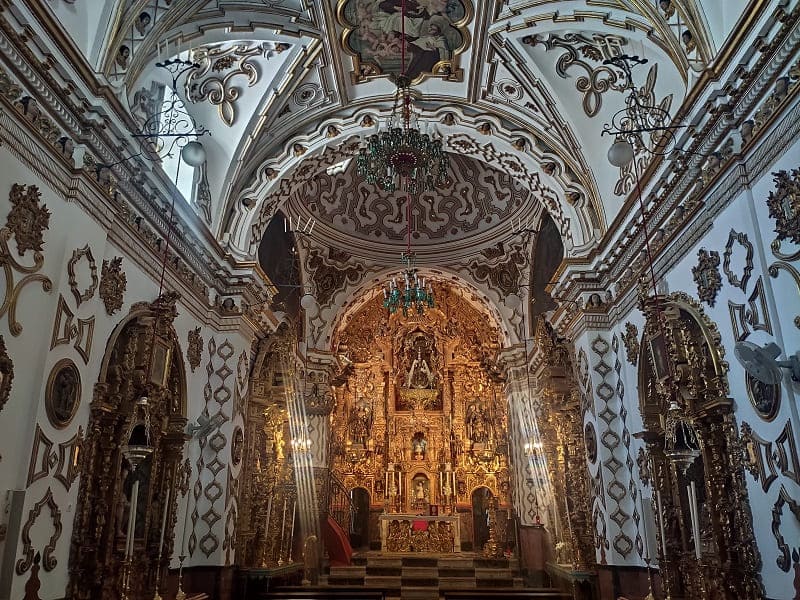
[324,554,526,600]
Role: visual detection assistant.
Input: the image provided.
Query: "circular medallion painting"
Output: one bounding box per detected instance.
[231,426,244,466]
[585,421,598,463]
[46,359,81,428]
[745,372,780,421]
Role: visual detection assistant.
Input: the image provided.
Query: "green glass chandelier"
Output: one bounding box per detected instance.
[383,252,434,317]
[356,74,448,195]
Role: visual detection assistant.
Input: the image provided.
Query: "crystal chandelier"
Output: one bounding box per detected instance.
[355,0,448,195]
[383,252,434,317]
[357,75,448,195]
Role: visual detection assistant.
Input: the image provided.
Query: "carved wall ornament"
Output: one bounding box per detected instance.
[0,187,53,336]
[66,245,98,307]
[768,261,800,329]
[45,359,81,429]
[746,372,781,421]
[49,295,94,363]
[636,447,651,486]
[728,276,773,341]
[742,418,799,497]
[6,183,50,255]
[187,43,267,126]
[99,257,126,315]
[0,334,13,414]
[723,229,754,292]
[522,32,628,117]
[584,421,597,463]
[16,487,62,574]
[766,169,800,244]
[692,248,722,306]
[187,327,203,372]
[27,424,55,487]
[622,322,639,366]
[771,485,800,573]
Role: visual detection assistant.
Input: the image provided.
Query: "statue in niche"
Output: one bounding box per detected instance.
[466,400,491,444]
[349,398,372,445]
[412,474,430,505]
[412,432,427,460]
[407,349,435,389]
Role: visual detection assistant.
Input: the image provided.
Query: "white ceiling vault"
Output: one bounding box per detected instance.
[41,0,739,342]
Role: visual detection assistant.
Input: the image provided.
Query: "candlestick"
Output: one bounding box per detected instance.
[656,490,667,560]
[289,501,296,562]
[689,481,701,559]
[125,479,140,559]
[279,498,287,564]
[264,496,273,541]
[153,485,171,600]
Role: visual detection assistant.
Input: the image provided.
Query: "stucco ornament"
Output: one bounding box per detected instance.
[99,257,126,315]
[692,248,722,306]
[767,169,800,244]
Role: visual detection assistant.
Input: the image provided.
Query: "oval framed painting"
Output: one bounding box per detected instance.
[46,359,81,429]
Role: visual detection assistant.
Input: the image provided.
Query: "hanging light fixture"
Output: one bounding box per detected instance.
[355,0,449,195]
[374,0,436,316]
[383,252,434,317]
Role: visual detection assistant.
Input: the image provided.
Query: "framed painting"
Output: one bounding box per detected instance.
[338,0,473,83]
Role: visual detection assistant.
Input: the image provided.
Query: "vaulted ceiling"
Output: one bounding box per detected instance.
[40,0,746,344]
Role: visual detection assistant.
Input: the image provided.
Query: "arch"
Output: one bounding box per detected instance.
[68,293,188,600]
[637,291,763,599]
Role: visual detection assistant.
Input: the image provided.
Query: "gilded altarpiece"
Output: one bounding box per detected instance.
[67,293,187,600]
[236,332,298,568]
[638,293,764,600]
[331,285,512,553]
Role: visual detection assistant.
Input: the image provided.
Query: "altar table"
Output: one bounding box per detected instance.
[379,514,461,553]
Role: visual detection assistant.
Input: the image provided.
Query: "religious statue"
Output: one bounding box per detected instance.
[407,349,435,389]
[466,400,491,444]
[412,476,429,504]
[412,432,427,460]
[349,399,372,445]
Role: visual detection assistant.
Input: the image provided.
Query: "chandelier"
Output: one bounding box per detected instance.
[383,252,434,317]
[357,75,448,195]
[355,0,448,195]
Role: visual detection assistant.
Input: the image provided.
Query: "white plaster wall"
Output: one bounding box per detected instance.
[0,146,251,598]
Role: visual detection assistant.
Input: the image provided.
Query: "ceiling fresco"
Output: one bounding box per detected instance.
[337,0,472,83]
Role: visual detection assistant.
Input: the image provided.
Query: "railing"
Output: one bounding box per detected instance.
[316,467,353,533]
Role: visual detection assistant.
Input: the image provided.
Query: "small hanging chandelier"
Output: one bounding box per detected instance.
[355,0,448,195]
[383,252,434,317]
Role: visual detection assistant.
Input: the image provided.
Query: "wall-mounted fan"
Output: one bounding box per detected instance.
[734,341,800,384]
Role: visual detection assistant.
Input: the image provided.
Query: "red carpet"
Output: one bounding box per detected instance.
[322,515,353,566]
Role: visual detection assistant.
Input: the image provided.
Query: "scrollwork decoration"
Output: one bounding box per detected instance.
[768,261,800,329]
[692,248,722,306]
[0,185,53,336]
[0,334,13,414]
[723,230,754,292]
[523,32,628,117]
[187,327,203,373]
[15,487,62,574]
[99,257,126,315]
[186,43,265,127]
[622,322,639,366]
[771,485,800,572]
[766,169,800,245]
[67,245,98,307]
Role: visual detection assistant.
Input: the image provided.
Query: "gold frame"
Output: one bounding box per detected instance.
[149,337,172,387]
[335,0,474,85]
[45,359,81,430]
